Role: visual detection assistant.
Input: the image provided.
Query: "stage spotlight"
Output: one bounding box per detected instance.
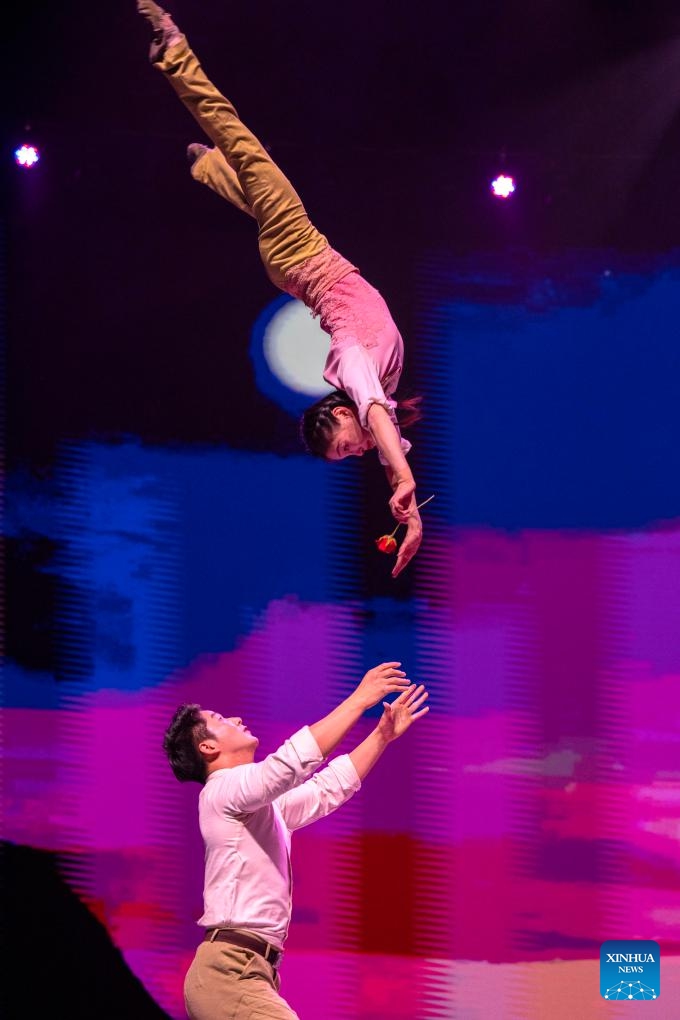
[14,144,40,168]
[491,174,516,199]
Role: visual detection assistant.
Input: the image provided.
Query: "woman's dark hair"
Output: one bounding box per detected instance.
[163,703,212,784]
[300,389,423,458]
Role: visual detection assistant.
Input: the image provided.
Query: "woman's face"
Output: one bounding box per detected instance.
[325,406,375,460]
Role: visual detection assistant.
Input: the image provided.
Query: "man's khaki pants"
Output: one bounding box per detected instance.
[184,941,299,1020]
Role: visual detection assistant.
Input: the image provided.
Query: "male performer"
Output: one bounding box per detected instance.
[163,662,429,1018]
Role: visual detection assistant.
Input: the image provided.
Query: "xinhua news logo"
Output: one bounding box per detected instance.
[600,940,660,1000]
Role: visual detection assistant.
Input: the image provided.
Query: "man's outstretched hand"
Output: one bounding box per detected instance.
[353,662,412,710]
[346,681,430,781]
[378,684,429,741]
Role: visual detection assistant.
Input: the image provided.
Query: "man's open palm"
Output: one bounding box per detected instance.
[378,684,429,741]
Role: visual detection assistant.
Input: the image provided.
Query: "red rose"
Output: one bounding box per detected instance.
[375,534,398,554]
[374,495,435,560]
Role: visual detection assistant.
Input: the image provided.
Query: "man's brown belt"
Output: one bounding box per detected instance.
[204,928,282,969]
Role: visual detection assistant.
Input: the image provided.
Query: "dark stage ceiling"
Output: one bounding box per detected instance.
[5,0,680,462]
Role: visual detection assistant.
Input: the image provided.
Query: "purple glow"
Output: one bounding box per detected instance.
[7,521,680,1017]
[15,144,40,168]
[491,173,515,198]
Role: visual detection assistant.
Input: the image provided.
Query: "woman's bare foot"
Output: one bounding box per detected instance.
[137,0,182,61]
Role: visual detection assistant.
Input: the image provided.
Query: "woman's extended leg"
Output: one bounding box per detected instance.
[187,143,254,219]
[137,1,328,290]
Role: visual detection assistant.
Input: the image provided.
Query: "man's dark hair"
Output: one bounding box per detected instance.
[163,703,211,784]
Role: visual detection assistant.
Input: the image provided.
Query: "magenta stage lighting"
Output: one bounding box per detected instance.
[491,173,515,198]
[14,144,40,168]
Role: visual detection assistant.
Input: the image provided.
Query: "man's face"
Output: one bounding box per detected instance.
[200,710,259,755]
[325,406,375,460]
